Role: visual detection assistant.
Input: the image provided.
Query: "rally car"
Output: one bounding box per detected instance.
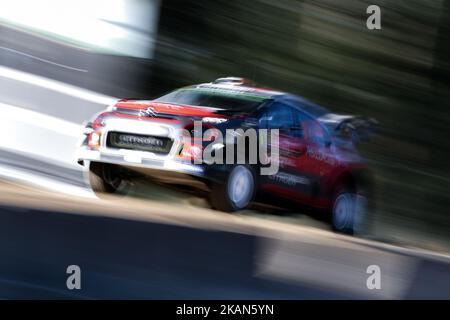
[76,77,376,234]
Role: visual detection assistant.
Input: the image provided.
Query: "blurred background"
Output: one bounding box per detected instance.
[0,0,450,298]
[155,0,450,251]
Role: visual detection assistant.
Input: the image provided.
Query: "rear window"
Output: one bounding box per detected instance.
[154,88,266,111]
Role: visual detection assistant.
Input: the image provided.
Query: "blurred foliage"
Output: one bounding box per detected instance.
[153,0,450,248]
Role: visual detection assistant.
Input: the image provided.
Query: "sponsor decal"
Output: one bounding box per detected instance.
[268,172,310,186]
[118,134,164,147]
[307,147,338,166]
[202,117,228,124]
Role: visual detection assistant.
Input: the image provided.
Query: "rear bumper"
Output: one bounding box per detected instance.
[76,146,205,177]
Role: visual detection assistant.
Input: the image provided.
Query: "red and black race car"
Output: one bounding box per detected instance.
[76,77,377,234]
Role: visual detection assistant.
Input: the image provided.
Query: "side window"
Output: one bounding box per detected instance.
[259,102,295,131]
[302,117,327,144]
[290,109,305,138]
[264,104,294,129]
[262,100,330,144]
[257,109,270,128]
[259,103,305,138]
[263,103,292,127]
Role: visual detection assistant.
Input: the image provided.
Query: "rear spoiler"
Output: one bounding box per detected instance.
[335,116,378,143]
[319,114,378,143]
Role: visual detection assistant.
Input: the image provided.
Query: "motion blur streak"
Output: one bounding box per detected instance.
[0,46,88,72]
[0,103,80,137]
[0,166,94,199]
[0,102,81,167]
[0,66,115,105]
[0,0,159,58]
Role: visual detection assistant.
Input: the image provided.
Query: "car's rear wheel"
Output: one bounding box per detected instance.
[88,161,129,197]
[210,165,255,212]
[331,186,368,235]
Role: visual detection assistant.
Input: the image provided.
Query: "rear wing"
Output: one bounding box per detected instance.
[335,116,378,143]
[319,114,378,143]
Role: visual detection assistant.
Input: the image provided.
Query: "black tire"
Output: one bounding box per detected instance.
[331,184,368,235]
[88,162,129,196]
[210,165,256,212]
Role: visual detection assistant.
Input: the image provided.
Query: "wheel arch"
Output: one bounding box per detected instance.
[329,167,374,199]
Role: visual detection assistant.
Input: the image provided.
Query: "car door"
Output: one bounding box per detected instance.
[258,102,313,201]
[301,114,337,205]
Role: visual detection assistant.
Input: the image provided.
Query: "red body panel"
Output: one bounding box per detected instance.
[115,101,225,118]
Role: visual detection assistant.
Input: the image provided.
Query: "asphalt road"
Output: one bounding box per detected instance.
[0,183,348,299]
[1,181,450,299]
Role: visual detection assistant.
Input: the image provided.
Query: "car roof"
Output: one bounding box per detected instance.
[182,79,329,117]
[274,94,330,118]
[189,82,286,100]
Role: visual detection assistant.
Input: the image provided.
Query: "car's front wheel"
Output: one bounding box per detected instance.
[210,165,255,212]
[331,186,368,235]
[87,161,129,197]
